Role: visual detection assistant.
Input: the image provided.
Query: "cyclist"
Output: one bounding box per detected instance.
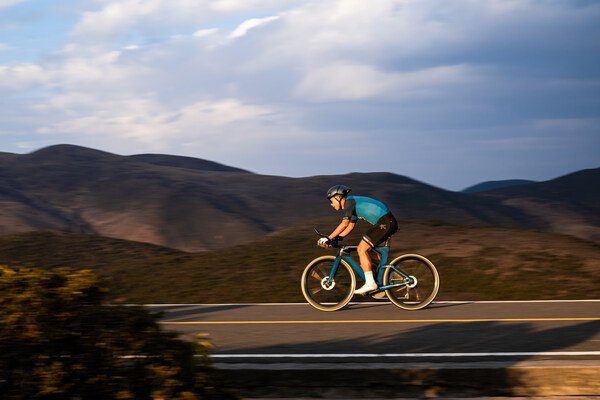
[318,185,398,295]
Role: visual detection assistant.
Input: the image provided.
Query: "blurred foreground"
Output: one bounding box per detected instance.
[0,266,235,399]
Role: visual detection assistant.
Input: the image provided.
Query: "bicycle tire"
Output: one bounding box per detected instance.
[383,254,439,310]
[301,255,356,312]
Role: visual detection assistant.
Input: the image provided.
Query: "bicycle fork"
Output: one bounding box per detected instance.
[326,257,342,285]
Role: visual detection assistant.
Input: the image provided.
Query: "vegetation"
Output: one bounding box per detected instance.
[0,266,235,399]
[0,219,598,304]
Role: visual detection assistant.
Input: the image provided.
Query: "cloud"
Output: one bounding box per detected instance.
[0,63,47,90]
[294,63,396,101]
[22,32,289,149]
[69,0,295,47]
[193,28,219,38]
[229,15,279,39]
[36,84,280,150]
[294,63,477,102]
[0,0,27,9]
[1,0,599,189]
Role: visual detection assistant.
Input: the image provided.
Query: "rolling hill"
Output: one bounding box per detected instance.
[462,179,536,193]
[473,168,600,242]
[0,220,598,303]
[0,144,598,250]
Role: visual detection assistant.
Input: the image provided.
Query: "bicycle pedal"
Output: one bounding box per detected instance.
[371,291,386,300]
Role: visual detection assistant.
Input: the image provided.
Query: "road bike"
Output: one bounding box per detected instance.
[301,229,440,312]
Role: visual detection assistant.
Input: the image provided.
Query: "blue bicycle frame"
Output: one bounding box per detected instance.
[327,245,411,291]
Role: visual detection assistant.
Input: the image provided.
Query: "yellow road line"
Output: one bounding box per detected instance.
[160,317,600,325]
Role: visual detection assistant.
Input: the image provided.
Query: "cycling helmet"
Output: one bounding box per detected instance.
[326,184,351,199]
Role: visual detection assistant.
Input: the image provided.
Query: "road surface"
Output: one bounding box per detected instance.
[150,300,600,397]
[151,300,600,360]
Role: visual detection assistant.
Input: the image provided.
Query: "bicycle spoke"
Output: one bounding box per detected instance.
[302,257,355,312]
[413,288,420,301]
[310,287,323,295]
[383,255,439,310]
[310,270,322,280]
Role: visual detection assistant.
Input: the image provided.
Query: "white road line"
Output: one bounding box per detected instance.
[211,351,600,359]
[136,299,600,307]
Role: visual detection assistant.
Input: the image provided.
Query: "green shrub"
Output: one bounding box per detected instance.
[0,266,234,400]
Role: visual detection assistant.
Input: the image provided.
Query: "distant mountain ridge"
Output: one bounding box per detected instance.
[462,179,536,193]
[129,153,249,173]
[0,144,598,250]
[474,168,600,241]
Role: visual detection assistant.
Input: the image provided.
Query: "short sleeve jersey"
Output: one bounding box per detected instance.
[342,196,390,225]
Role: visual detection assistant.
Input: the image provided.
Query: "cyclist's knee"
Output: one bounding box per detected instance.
[357,241,370,255]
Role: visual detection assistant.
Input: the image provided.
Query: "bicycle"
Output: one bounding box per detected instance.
[301,229,440,312]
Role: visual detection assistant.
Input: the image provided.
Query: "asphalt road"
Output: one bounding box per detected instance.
[149,301,600,397]
[153,300,600,363]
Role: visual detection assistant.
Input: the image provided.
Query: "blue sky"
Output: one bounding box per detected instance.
[0,0,598,190]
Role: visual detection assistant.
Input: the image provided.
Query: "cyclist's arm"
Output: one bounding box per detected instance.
[328,197,357,240]
[339,222,356,238]
[328,219,351,240]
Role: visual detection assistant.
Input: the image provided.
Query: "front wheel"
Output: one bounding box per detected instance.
[301,256,356,312]
[383,254,439,310]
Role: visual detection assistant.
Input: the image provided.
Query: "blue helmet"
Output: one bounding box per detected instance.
[326,184,351,199]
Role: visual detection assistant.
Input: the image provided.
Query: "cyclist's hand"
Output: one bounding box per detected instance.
[317,237,331,248]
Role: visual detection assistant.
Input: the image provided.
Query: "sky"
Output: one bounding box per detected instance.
[0,0,599,191]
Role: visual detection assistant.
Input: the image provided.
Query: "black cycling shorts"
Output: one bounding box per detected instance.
[363,213,398,248]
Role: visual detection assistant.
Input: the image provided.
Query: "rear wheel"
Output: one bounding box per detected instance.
[383,254,439,310]
[301,256,355,312]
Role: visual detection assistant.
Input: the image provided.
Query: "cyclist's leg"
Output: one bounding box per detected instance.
[363,214,398,252]
[355,214,399,295]
[357,240,373,273]
[364,214,398,265]
[354,239,378,294]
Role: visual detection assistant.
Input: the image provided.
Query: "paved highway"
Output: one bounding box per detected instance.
[152,300,600,362]
[150,300,600,396]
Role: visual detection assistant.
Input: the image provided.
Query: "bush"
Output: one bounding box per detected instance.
[0,266,234,399]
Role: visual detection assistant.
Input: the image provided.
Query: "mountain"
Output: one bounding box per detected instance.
[0,144,598,250]
[471,168,600,242]
[129,153,249,173]
[462,179,536,193]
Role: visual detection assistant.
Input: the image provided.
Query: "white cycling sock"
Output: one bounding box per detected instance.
[364,271,375,286]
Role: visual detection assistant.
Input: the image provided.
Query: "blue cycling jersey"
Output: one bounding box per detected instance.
[342,196,390,225]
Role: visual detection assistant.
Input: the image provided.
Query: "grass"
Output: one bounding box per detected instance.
[0,218,598,303]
